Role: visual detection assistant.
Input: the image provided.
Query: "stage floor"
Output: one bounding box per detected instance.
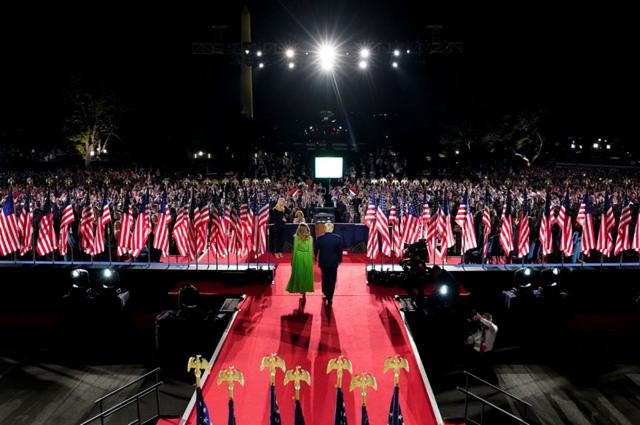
[162,263,442,425]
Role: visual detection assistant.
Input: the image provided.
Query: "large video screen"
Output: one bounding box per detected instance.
[315,157,343,178]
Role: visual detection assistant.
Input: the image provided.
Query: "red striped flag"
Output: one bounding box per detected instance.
[499,194,514,256]
[58,194,75,256]
[402,198,422,246]
[558,192,574,257]
[539,192,553,257]
[0,191,21,256]
[421,202,431,240]
[240,193,253,255]
[117,194,133,257]
[36,196,57,256]
[79,198,95,254]
[152,192,171,256]
[91,195,111,256]
[172,195,196,261]
[576,192,595,255]
[375,196,391,256]
[131,192,151,258]
[613,195,632,256]
[436,197,455,257]
[516,194,530,258]
[254,195,269,256]
[196,200,210,255]
[365,194,379,259]
[455,190,477,254]
[632,207,640,253]
[596,191,616,257]
[19,193,34,256]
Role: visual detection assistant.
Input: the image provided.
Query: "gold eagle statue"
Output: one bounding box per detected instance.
[326,355,353,389]
[383,355,409,386]
[284,366,311,400]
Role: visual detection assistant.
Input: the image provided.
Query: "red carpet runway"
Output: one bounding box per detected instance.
[162,263,442,424]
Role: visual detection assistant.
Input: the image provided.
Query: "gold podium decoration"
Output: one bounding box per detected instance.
[284,366,311,401]
[260,353,286,385]
[217,366,245,400]
[326,355,353,389]
[187,354,209,388]
[384,355,409,386]
[349,372,377,406]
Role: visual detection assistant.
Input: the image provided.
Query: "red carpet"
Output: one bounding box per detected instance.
[162,264,441,425]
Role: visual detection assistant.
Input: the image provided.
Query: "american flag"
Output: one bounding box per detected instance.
[36,195,57,256]
[516,193,530,258]
[596,191,616,257]
[376,196,392,256]
[58,193,75,256]
[152,192,171,256]
[437,196,455,257]
[426,201,439,262]
[389,193,402,257]
[19,193,34,256]
[539,191,553,257]
[576,192,595,255]
[333,388,348,425]
[421,200,431,240]
[613,195,632,256]
[240,192,253,256]
[117,193,133,257]
[0,191,21,256]
[79,196,95,254]
[196,197,210,256]
[269,384,282,425]
[402,198,422,246]
[387,385,404,425]
[172,193,196,261]
[499,193,514,256]
[131,191,151,258]
[365,194,379,259]
[230,207,243,255]
[211,203,227,257]
[481,190,492,258]
[455,190,477,254]
[195,387,211,425]
[632,205,640,253]
[91,193,111,256]
[254,194,270,257]
[558,192,574,257]
[224,203,235,255]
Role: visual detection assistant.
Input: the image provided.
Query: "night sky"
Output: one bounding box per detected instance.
[0,1,635,162]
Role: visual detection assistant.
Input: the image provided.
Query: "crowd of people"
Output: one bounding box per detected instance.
[1,155,640,262]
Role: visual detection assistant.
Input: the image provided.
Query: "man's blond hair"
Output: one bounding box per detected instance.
[324,222,334,232]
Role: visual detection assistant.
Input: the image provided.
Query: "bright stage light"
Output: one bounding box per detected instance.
[523,268,533,277]
[438,285,449,296]
[318,44,337,71]
[288,62,295,69]
[256,50,262,57]
[285,48,295,58]
[392,61,398,68]
[358,60,368,69]
[244,49,250,55]
[103,268,113,279]
[393,49,400,57]
[552,267,560,276]
[406,49,411,54]
[359,48,370,58]
[258,62,264,68]
[72,270,80,278]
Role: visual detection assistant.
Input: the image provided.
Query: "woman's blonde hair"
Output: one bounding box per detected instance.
[295,223,311,241]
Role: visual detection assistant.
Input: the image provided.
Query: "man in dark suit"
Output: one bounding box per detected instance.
[314,222,343,304]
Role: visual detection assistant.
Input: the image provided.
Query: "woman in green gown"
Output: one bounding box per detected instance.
[286,223,315,299]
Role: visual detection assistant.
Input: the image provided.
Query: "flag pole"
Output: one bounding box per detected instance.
[32,230,36,264]
[107,225,112,265]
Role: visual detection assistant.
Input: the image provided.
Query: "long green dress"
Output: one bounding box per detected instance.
[286,235,315,294]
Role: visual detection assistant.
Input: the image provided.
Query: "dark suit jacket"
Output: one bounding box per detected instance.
[314,233,343,268]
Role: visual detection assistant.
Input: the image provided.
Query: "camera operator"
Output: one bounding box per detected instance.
[465,312,498,353]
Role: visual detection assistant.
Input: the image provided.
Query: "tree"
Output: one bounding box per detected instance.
[481,111,546,167]
[63,79,123,166]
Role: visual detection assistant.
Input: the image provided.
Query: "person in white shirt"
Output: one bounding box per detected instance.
[466,313,498,353]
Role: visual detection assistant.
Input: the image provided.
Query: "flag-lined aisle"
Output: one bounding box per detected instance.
[169,263,439,425]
